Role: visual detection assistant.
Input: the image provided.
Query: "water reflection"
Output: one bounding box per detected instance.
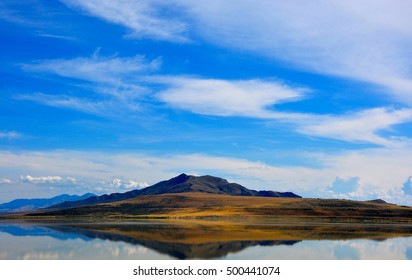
[1,220,412,260]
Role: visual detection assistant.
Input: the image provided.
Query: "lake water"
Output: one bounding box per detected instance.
[1,220,412,260]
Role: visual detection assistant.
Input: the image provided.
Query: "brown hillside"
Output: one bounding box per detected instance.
[24,192,412,222]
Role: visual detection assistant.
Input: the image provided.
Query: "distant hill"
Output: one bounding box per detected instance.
[137,173,300,198]
[0,193,95,213]
[48,173,301,210]
[365,199,388,204]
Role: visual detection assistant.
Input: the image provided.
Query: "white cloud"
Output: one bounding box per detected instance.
[157,77,412,146]
[323,176,388,201]
[126,180,149,189]
[67,177,77,182]
[62,0,188,42]
[20,52,412,146]
[35,32,77,41]
[311,147,412,204]
[298,108,412,147]
[111,178,122,188]
[111,178,148,189]
[59,1,412,101]
[22,57,310,120]
[349,238,412,260]
[16,93,120,117]
[0,2,44,26]
[174,0,412,102]
[20,175,63,184]
[23,53,160,84]
[0,131,22,140]
[22,53,159,100]
[19,54,161,115]
[0,178,13,184]
[157,77,307,118]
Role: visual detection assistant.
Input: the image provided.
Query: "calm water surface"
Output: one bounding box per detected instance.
[1,220,412,260]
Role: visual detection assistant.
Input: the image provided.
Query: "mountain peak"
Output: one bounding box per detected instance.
[170,173,191,183]
[134,173,301,198]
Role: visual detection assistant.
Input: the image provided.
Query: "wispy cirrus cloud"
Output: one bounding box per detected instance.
[175,0,412,102]
[0,1,45,26]
[59,1,412,102]
[35,32,77,41]
[22,53,160,91]
[0,131,22,140]
[43,1,412,147]
[298,108,412,147]
[61,0,189,42]
[19,54,161,116]
[15,93,121,117]
[20,54,412,146]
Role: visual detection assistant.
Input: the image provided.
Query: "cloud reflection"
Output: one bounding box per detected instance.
[1,222,412,260]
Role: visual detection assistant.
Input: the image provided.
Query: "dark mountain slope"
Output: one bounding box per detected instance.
[139,174,260,196]
[48,173,300,210]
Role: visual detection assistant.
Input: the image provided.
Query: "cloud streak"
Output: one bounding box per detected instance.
[62,0,188,42]
[0,131,22,140]
[157,77,307,118]
[157,77,412,146]
[22,54,160,84]
[14,1,407,147]
[298,108,412,147]
[174,0,412,102]
[19,54,161,116]
[59,1,412,102]
[16,93,120,117]
[20,53,412,146]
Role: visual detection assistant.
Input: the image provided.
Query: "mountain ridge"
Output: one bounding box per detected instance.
[4,174,412,221]
[23,192,412,222]
[0,193,95,213]
[48,173,301,210]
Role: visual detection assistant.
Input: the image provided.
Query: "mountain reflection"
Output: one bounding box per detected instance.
[1,220,412,259]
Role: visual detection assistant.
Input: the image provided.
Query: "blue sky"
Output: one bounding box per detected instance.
[1,0,412,204]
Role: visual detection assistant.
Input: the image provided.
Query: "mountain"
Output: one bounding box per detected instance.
[137,173,300,198]
[48,173,301,210]
[24,192,412,222]
[4,174,412,221]
[0,193,95,213]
